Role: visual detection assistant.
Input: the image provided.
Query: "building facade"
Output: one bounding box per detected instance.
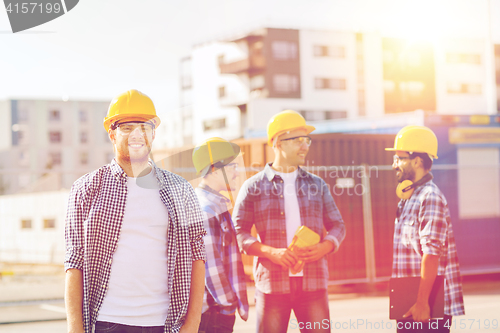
[178,27,500,146]
[0,99,113,195]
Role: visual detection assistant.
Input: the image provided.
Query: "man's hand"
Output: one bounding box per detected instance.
[402,301,431,322]
[295,241,334,263]
[267,248,298,269]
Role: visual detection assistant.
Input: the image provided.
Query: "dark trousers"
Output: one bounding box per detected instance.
[255,277,330,333]
[94,321,164,333]
[397,315,453,333]
[198,307,236,333]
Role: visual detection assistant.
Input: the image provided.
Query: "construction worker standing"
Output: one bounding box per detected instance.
[192,138,249,333]
[64,90,207,333]
[386,126,465,332]
[233,110,346,333]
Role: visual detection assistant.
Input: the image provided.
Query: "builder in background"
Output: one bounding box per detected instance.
[233,110,346,333]
[64,89,206,333]
[193,137,249,333]
[387,126,465,332]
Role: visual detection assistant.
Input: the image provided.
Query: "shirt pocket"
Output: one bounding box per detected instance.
[401,219,417,247]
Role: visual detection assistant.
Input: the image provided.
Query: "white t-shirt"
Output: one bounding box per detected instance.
[97,169,170,326]
[276,169,303,277]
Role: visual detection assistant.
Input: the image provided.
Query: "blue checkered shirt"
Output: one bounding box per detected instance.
[195,185,249,320]
[64,159,207,333]
[392,179,465,316]
[233,163,346,294]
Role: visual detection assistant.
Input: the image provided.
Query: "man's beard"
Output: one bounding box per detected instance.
[396,166,415,183]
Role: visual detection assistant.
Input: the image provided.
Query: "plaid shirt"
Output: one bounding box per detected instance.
[195,185,249,320]
[392,179,465,316]
[233,163,346,294]
[64,159,207,333]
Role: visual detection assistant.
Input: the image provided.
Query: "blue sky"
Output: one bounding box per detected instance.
[1,0,499,118]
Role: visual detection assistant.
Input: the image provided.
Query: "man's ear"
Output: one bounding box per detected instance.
[108,130,115,143]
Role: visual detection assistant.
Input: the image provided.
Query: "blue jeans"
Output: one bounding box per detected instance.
[255,277,330,333]
[94,321,164,333]
[198,307,236,333]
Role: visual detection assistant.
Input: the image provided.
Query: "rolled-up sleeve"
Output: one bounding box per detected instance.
[233,182,259,254]
[419,192,448,256]
[64,183,85,271]
[321,180,346,253]
[185,183,207,262]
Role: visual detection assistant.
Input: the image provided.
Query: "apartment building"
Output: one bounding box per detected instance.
[0,99,113,195]
[177,27,499,146]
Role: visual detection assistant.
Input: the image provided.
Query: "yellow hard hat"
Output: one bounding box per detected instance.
[267,110,315,146]
[192,137,240,176]
[103,89,160,132]
[385,125,438,159]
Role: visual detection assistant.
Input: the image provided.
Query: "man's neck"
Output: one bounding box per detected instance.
[116,158,151,178]
[271,158,298,173]
[412,169,429,184]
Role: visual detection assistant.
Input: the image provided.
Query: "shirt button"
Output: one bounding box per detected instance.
[280,195,283,198]
[109,259,113,265]
[280,212,284,215]
[102,284,106,289]
[114,237,118,241]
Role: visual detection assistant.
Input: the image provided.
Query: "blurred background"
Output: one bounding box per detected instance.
[1,0,499,332]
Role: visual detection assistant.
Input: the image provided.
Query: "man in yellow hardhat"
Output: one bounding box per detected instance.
[233,110,346,332]
[64,89,207,333]
[192,138,249,333]
[386,125,465,332]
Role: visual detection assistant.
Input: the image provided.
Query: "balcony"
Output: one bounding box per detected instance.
[219,56,265,75]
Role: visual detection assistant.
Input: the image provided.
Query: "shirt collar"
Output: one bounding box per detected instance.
[263,163,309,182]
[198,184,230,205]
[110,158,164,184]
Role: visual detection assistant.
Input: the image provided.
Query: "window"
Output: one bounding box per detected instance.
[314,45,329,57]
[80,152,88,165]
[80,132,88,144]
[273,74,299,93]
[79,110,87,122]
[447,83,482,94]
[49,110,60,121]
[272,41,297,60]
[203,118,226,131]
[314,45,345,58]
[458,148,500,218]
[49,152,62,166]
[325,111,347,120]
[400,81,425,97]
[446,53,481,64]
[315,78,346,90]
[43,219,56,229]
[218,86,226,98]
[250,75,265,90]
[21,219,32,229]
[49,131,62,143]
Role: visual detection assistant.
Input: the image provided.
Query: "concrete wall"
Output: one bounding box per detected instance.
[0,191,68,264]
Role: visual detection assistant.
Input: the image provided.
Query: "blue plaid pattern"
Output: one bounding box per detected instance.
[64,159,207,333]
[233,163,346,294]
[195,185,249,321]
[392,179,465,316]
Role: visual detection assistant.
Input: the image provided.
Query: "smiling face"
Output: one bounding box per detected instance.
[109,121,155,164]
[392,151,416,183]
[276,128,310,167]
